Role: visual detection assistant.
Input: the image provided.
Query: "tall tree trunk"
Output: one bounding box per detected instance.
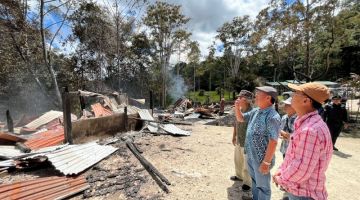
[305,0,311,81]
[40,0,62,107]
[209,70,212,91]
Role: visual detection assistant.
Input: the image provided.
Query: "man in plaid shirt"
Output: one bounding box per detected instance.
[273,82,333,200]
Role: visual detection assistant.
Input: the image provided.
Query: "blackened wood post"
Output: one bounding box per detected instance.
[62,86,73,144]
[6,110,13,133]
[149,90,153,116]
[124,106,128,132]
[79,85,86,110]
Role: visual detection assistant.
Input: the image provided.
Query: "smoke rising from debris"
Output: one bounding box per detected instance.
[168,73,188,101]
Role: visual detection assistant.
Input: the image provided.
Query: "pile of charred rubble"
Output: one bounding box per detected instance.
[0,90,234,199]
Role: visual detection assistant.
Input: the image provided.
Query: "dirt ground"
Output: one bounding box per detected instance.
[131,123,360,200]
[1,123,359,200]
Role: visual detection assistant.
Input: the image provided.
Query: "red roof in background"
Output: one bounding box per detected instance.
[24,127,64,150]
[91,103,113,117]
[0,176,89,200]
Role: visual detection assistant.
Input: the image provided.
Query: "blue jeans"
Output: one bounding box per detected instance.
[246,157,271,200]
[288,193,314,200]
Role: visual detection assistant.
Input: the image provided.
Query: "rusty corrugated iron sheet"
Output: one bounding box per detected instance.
[91,103,113,117]
[0,131,26,142]
[24,127,64,150]
[0,176,89,200]
[45,142,118,175]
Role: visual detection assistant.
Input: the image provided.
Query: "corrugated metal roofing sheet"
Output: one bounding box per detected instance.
[0,132,26,142]
[46,142,118,175]
[0,176,89,200]
[91,103,113,117]
[0,160,16,167]
[24,110,63,129]
[116,105,142,115]
[138,109,159,133]
[24,127,64,150]
[0,146,25,158]
[138,109,191,136]
[161,124,191,136]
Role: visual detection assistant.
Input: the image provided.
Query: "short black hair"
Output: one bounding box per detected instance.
[303,93,322,109]
[311,99,322,109]
[271,97,275,104]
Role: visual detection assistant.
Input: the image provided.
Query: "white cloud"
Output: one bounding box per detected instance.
[160,0,271,58]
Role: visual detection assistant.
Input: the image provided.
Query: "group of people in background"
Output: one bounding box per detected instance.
[230,82,349,200]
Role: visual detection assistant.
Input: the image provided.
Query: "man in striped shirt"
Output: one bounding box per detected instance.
[273,82,333,200]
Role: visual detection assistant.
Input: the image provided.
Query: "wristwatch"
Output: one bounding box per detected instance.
[262,160,271,166]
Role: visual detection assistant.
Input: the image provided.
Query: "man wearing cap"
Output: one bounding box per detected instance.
[235,86,281,200]
[231,90,254,193]
[279,97,297,159]
[323,95,349,151]
[273,82,333,200]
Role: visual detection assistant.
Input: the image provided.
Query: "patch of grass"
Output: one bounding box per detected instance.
[187,90,235,104]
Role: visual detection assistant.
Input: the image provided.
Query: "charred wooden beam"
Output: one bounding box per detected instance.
[124,106,128,132]
[6,110,14,133]
[150,90,153,116]
[15,142,31,153]
[123,137,171,193]
[62,86,73,144]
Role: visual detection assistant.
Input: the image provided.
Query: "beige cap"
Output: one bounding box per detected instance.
[288,82,330,104]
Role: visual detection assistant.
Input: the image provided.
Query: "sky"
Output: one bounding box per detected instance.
[27,0,271,60]
[156,0,271,59]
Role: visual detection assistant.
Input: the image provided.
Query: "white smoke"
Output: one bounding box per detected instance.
[168,74,188,101]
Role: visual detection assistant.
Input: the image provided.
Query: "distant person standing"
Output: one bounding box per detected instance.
[231,90,254,194]
[323,95,349,151]
[273,82,332,200]
[279,97,296,159]
[235,86,281,200]
[219,98,225,116]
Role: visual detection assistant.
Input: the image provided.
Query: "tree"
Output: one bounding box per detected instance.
[39,0,74,106]
[217,16,253,79]
[187,41,200,92]
[254,0,349,81]
[143,1,191,107]
[217,16,255,92]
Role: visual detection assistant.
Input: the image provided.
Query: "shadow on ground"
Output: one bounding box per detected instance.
[333,150,352,159]
[227,181,252,200]
[341,124,360,138]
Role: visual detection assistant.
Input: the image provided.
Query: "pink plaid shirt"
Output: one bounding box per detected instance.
[276,111,333,200]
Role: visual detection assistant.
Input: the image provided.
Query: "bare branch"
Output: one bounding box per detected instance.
[49,5,71,51]
[43,0,71,16]
[44,19,66,29]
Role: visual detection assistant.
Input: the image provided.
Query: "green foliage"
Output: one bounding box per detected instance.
[198,89,205,96]
[188,91,233,104]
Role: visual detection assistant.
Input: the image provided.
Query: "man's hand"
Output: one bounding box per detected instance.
[273,175,279,187]
[280,130,290,140]
[344,123,349,129]
[234,98,241,110]
[232,136,237,146]
[258,162,270,175]
[234,98,244,122]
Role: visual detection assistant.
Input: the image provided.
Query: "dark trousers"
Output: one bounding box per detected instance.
[328,124,342,146]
